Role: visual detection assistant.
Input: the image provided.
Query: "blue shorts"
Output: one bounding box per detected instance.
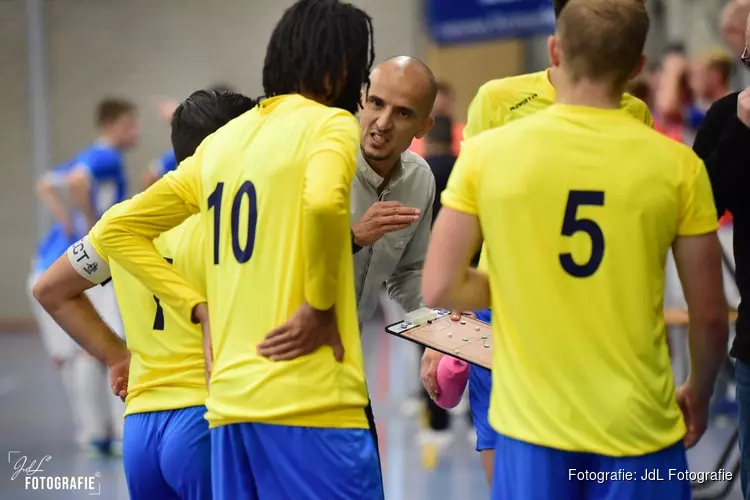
[492,433,691,500]
[470,308,494,451]
[211,422,383,500]
[123,405,211,500]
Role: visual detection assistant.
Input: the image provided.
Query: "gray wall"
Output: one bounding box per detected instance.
[1,1,32,320]
[2,0,420,319]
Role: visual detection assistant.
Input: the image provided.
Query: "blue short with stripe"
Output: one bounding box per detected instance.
[211,422,383,500]
[123,405,211,500]
[470,308,494,451]
[492,432,691,500]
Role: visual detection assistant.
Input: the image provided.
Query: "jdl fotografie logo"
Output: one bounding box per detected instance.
[8,451,101,495]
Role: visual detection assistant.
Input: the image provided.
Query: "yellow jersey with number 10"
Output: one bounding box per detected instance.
[89,94,369,430]
[110,215,207,417]
[464,69,654,273]
[442,103,718,456]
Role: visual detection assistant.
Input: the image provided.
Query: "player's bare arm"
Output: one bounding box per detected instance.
[422,207,489,312]
[36,173,74,236]
[141,161,162,190]
[67,167,99,230]
[672,232,729,448]
[32,240,130,400]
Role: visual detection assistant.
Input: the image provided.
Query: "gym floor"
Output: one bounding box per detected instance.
[0,312,742,499]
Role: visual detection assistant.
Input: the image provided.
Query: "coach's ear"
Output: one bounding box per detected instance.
[628,54,647,80]
[414,115,434,140]
[547,35,561,68]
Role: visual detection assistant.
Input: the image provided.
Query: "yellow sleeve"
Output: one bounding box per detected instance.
[181,217,207,295]
[643,107,655,128]
[677,155,720,236]
[464,85,495,140]
[302,111,359,310]
[441,138,481,216]
[623,94,655,128]
[89,152,205,321]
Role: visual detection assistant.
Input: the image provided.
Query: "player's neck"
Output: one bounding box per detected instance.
[300,91,331,107]
[97,135,117,149]
[554,75,622,110]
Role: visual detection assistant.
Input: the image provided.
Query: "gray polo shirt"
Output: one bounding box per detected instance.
[351,149,436,323]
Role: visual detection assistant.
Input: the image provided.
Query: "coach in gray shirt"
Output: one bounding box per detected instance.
[350,56,438,323]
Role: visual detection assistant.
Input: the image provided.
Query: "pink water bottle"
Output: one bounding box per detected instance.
[434,356,470,409]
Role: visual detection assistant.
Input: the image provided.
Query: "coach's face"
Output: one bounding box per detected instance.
[359,59,434,168]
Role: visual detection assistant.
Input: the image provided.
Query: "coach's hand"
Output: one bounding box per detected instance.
[108,350,131,403]
[257,303,345,362]
[737,87,750,128]
[675,383,709,449]
[421,348,444,400]
[353,201,421,247]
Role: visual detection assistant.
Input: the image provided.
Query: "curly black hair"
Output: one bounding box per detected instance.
[262,0,375,115]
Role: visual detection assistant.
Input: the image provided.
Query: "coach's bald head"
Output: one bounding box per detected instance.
[359,56,437,176]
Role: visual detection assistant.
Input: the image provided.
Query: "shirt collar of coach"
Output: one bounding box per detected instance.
[356,149,405,191]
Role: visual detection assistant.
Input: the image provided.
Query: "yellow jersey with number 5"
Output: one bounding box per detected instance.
[110,215,207,417]
[464,69,654,273]
[442,104,718,456]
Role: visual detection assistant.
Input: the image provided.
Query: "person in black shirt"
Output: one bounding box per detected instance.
[427,116,481,266]
[693,13,750,497]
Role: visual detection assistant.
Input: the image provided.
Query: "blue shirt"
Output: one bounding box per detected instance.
[158,149,177,177]
[35,143,126,272]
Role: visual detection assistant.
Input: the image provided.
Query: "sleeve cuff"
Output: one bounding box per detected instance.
[352,230,363,254]
[677,220,721,237]
[440,196,478,216]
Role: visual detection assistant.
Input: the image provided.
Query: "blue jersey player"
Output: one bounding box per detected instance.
[142,84,236,189]
[30,98,138,456]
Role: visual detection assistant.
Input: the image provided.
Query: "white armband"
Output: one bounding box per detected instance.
[66,236,111,285]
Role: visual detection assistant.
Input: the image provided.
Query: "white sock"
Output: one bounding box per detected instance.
[70,355,110,443]
[58,359,85,445]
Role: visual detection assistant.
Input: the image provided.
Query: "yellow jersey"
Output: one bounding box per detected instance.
[442,104,718,456]
[464,69,654,273]
[90,94,369,429]
[110,215,207,416]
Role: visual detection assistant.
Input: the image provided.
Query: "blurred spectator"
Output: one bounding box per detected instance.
[689,50,733,114]
[645,0,726,64]
[627,78,652,109]
[654,47,732,146]
[425,116,455,224]
[721,0,750,89]
[654,49,698,143]
[409,82,463,157]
